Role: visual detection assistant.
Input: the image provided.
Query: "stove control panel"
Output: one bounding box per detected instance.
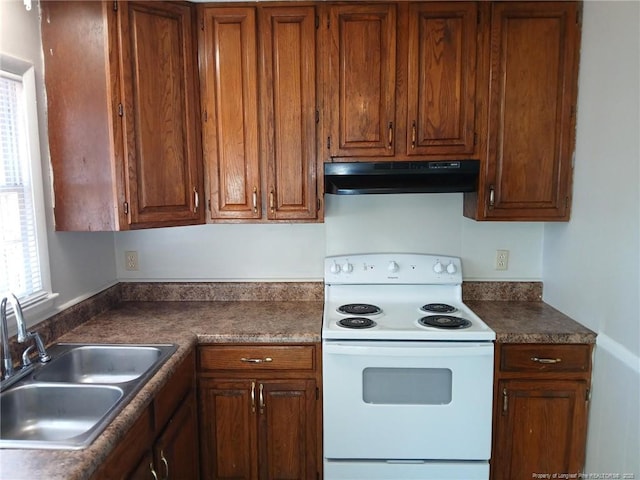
[325,253,462,284]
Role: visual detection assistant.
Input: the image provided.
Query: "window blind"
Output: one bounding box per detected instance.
[0,71,43,301]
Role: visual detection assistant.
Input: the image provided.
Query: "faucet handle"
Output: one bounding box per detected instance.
[30,331,51,363]
[21,345,35,367]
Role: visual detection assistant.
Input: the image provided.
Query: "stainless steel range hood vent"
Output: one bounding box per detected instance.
[324,160,480,195]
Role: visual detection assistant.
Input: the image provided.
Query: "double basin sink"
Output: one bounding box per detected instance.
[0,343,176,450]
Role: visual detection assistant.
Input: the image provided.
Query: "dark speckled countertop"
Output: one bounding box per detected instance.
[467,301,596,344]
[0,281,595,479]
[0,300,323,480]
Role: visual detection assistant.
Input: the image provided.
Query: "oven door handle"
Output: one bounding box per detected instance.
[323,342,493,357]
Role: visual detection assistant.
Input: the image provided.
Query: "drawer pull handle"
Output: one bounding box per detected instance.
[531,357,562,364]
[241,357,273,364]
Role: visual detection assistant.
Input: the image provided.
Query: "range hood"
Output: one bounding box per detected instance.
[324,160,480,195]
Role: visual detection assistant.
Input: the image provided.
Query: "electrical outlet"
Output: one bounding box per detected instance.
[495,249,509,271]
[125,251,138,271]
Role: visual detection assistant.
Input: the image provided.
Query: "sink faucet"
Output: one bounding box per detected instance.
[1,293,51,386]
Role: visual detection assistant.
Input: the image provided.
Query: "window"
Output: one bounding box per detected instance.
[0,54,53,311]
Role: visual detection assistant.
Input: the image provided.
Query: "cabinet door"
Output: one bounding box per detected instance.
[260,7,318,220]
[492,379,588,480]
[41,1,125,231]
[91,408,154,479]
[407,2,478,156]
[326,4,397,157]
[482,2,580,220]
[199,379,258,480]
[258,380,317,480]
[119,1,203,227]
[200,7,261,220]
[155,390,199,480]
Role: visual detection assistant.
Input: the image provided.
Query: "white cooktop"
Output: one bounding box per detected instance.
[323,254,495,342]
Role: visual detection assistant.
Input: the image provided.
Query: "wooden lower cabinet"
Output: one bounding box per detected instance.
[491,344,593,480]
[93,352,198,479]
[198,344,321,480]
[154,390,200,480]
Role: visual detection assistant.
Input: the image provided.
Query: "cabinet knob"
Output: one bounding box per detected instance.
[489,186,495,208]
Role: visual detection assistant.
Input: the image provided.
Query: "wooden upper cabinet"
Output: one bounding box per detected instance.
[41,1,203,231]
[406,2,478,156]
[200,5,319,222]
[199,7,261,220]
[260,6,318,220]
[326,3,397,157]
[324,2,481,161]
[119,1,203,227]
[467,2,581,221]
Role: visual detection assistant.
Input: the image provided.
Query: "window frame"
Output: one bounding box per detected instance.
[1,53,56,329]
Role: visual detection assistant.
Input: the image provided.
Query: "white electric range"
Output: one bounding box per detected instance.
[322,253,495,480]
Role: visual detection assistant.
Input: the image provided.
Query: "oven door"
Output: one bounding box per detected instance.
[322,341,494,461]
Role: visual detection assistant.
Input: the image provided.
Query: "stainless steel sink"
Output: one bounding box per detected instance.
[0,384,123,449]
[0,343,176,449]
[34,344,172,384]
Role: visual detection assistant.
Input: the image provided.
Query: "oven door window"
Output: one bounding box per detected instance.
[363,367,452,404]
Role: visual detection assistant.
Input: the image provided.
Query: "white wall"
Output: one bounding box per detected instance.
[325,193,543,280]
[114,193,544,282]
[1,1,117,323]
[115,223,325,281]
[543,1,640,475]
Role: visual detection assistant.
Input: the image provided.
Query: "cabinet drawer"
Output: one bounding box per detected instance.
[500,344,591,373]
[199,345,315,372]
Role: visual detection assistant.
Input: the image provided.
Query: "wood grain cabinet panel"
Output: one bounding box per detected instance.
[93,352,198,480]
[119,1,203,227]
[198,344,321,480]
[260,6,318,220]
[465,1,581,221]
[406,2,478,156]
[41,1,203,231]
[326,3,397,157]
[493,379,588,480]
[199,7,261,220]
[324,2,483,162]
[491,343,592,480]
[200,5,319,222]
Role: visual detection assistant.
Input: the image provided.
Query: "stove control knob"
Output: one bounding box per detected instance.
[330,262,341,274]
[388,261,399,273]
[342,262,353,273]
[433,262,444,274]
[446,262,457,274]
